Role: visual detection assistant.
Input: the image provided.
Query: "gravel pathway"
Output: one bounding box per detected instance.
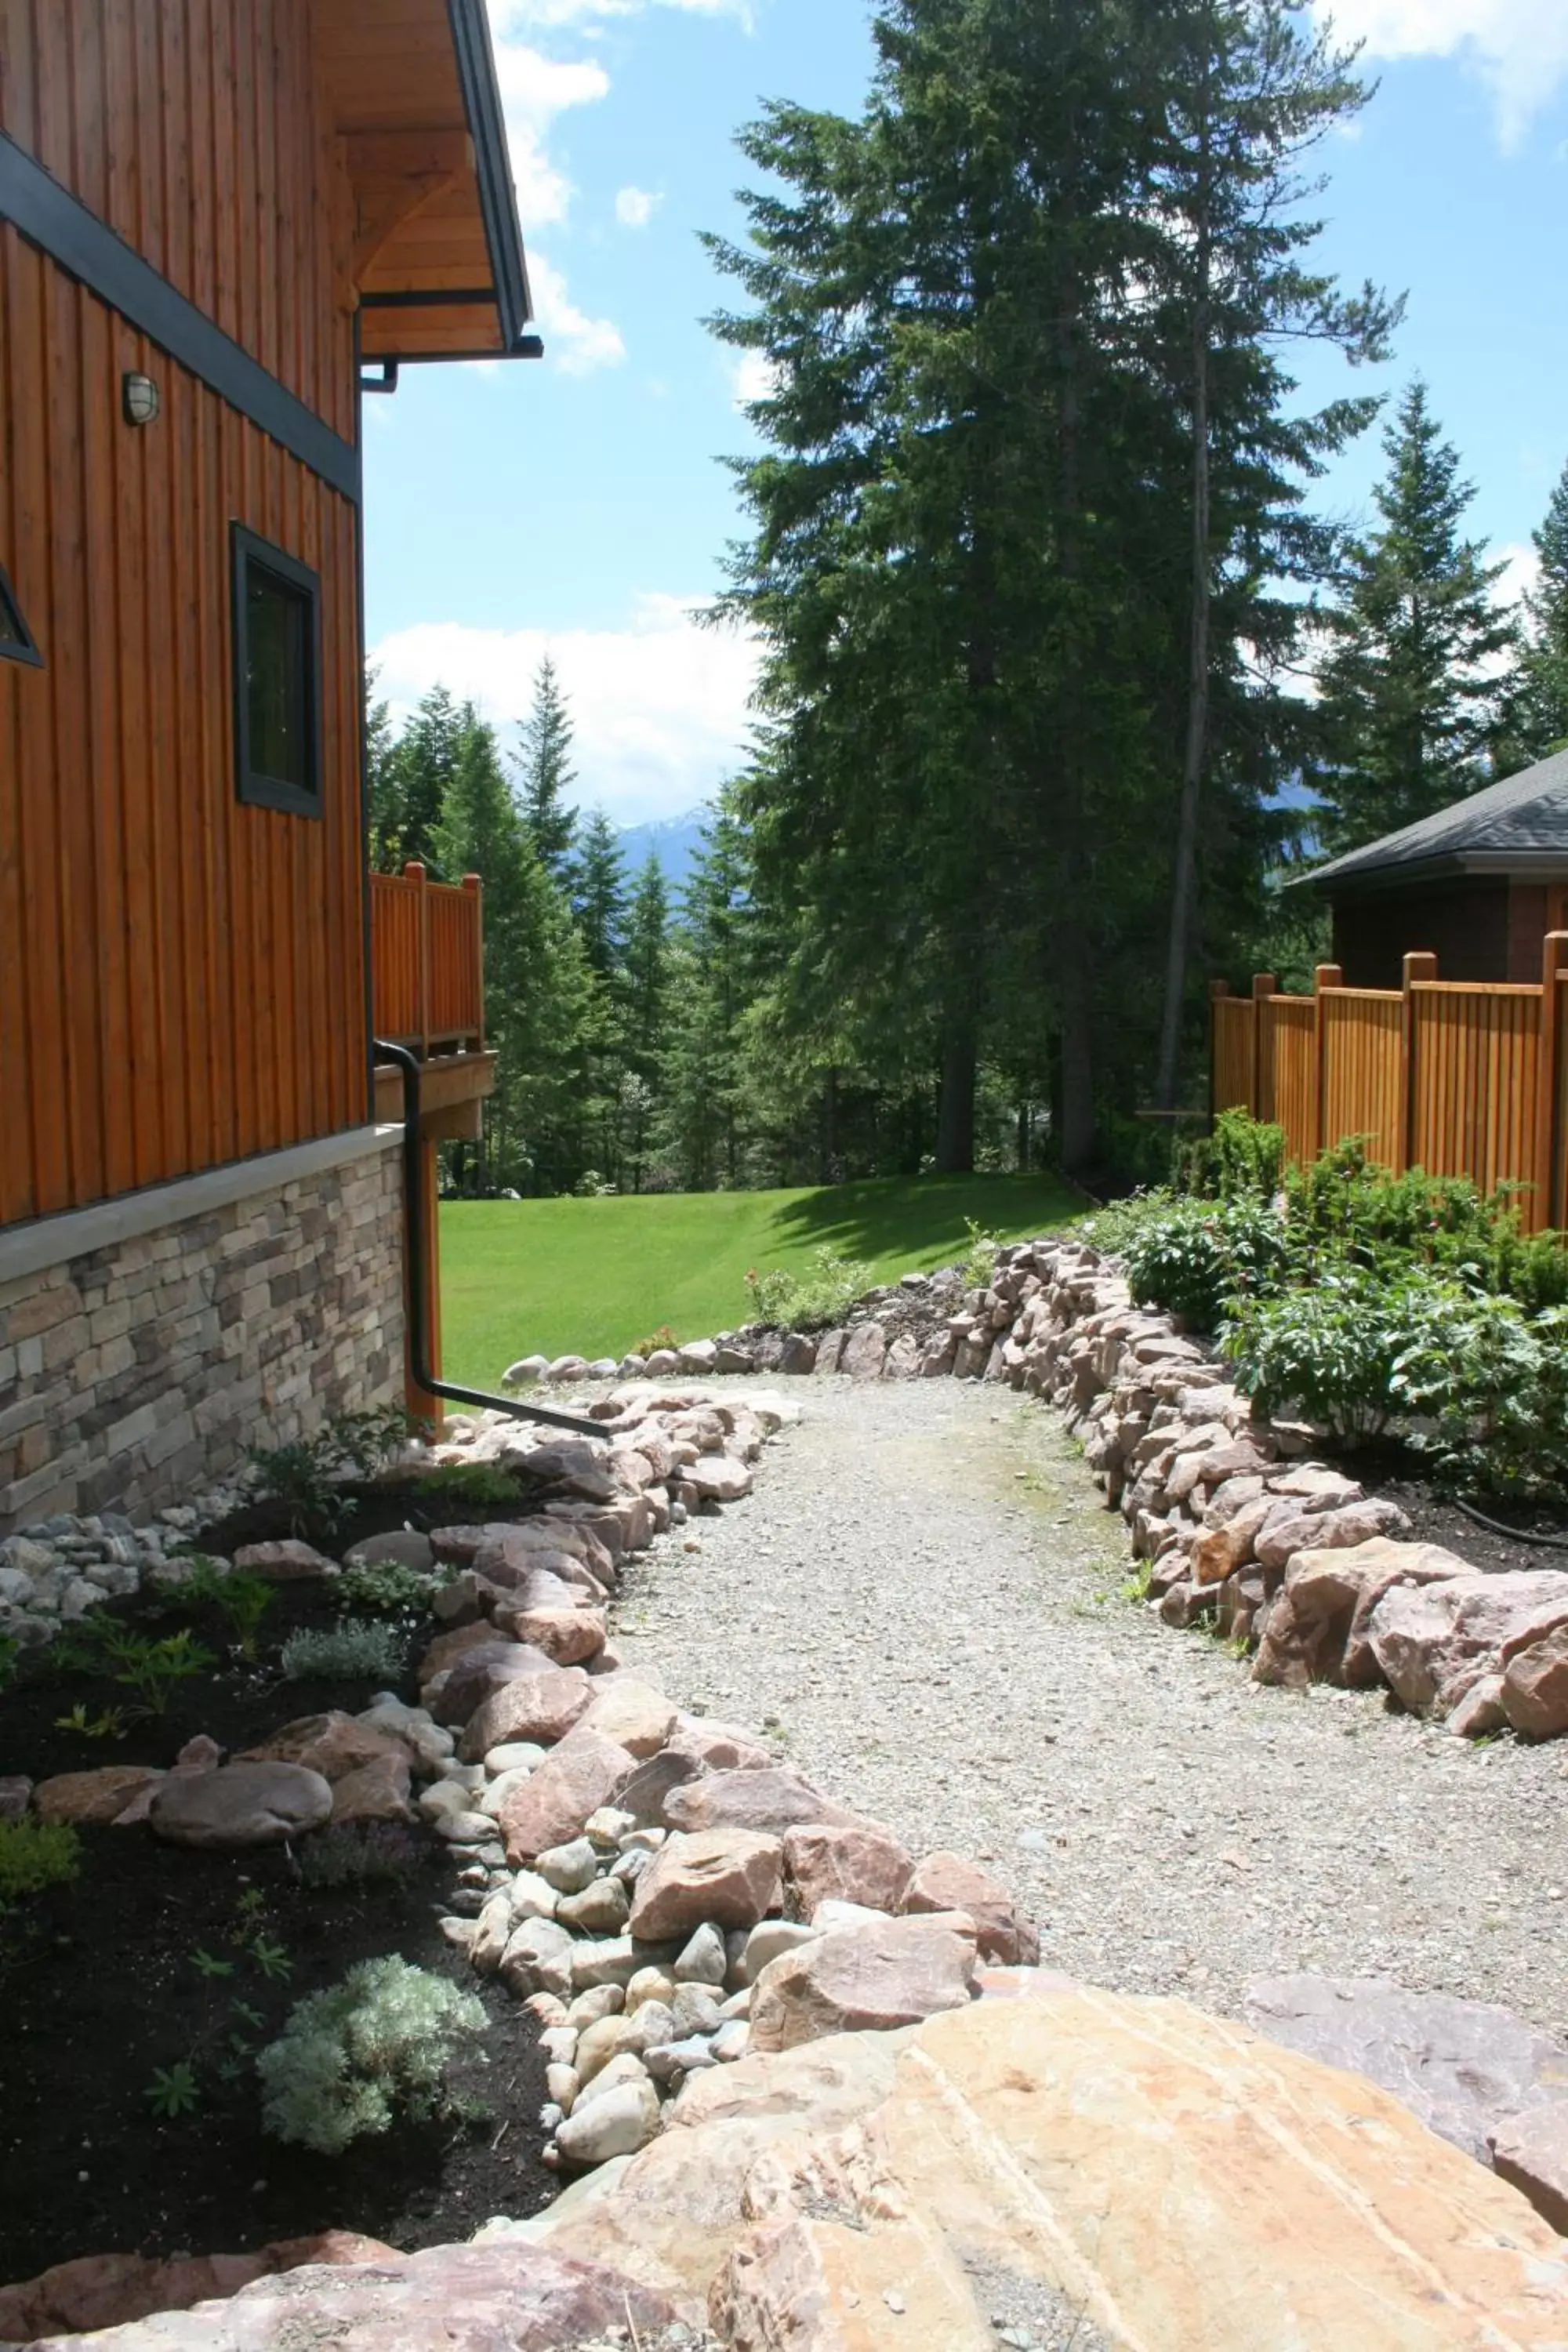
[617,1377,1568,2037]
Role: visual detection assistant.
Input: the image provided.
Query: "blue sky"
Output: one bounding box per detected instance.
[364,0,1568,825]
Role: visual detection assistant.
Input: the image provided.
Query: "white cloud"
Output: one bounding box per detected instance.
[490,42,609,230]
[730,348,780,408]
[527,250,626,372]
[1312,0,1568,147]
[492,0,752,27]
[371,595,761,823]
[615,184,662,227]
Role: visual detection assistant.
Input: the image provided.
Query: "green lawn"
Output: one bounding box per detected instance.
[438,1172,1087,1386]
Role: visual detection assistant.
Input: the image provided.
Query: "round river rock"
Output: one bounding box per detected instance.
[149,1760,333,1849]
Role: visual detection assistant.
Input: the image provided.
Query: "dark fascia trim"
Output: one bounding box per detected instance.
[1309,851,1568,897]
[231,523,325,821]
[445,0,532,351]
[0,555,44,668]
[359,288,496,309]
[0,132,360,504]
[363,340,544,366]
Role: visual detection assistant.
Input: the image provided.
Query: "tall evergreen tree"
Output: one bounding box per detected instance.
[569,811,630,982]
[364,669,403,869]
[514,657,579,880]
[656,802,758,1189]
[1497,458,1568,771]
[1315,380,1515,850]
[390,684,466,869]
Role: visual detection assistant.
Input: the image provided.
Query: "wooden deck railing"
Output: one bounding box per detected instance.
[370,863,485,1057]
[1210,931,1568,1231]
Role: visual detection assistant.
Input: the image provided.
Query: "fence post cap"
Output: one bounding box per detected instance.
[1403,950,1439,984]
[402,860,426,881]
[1251,972,1278,1000]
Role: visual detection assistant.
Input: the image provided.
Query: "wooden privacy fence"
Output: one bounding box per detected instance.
[369,864,485,1057]
[1210,933,1568,1232]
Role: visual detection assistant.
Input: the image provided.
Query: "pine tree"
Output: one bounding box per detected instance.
[391,684,466,869]
[365,669,404,869]
[514,657,579,880]
[1316,381,1515,849]
[568,811,629,981]
[1497,459,1568,771]
[656,803,757,1189]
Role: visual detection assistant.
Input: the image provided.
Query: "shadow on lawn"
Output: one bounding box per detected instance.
[761,1172,1087,1267]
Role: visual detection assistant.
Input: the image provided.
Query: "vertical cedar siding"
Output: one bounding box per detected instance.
[0,0,367,1226]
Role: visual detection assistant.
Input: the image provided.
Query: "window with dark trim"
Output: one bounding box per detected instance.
[0,558,42,667]
[231,524,321,816]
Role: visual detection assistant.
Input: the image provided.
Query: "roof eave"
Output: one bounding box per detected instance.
[1305,849,1568,897]
[445,0,533,351]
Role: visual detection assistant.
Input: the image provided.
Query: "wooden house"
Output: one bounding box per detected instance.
[1306,750,1568,989]
[0,0,532,1531]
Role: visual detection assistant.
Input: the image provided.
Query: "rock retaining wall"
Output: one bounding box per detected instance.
[0,1138,405,1535]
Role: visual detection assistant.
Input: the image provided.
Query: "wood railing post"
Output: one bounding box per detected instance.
[1312,964,1342,1162]
[463,873,485,1051]
[1535,931,1568,1234]
[1207,981,1228,1125]
[1251,973,1277,1122]
[403,862,430,1062]
[1399,950,1438,1177]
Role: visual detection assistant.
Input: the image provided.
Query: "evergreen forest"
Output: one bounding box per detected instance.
[369,0,1568,1199]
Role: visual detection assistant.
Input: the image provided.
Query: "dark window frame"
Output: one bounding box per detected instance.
[230,522,322,818]
[0,556,43,668]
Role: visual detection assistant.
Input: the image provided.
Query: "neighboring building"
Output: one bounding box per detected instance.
[0,0,530,1531]
[1306,750,1568,989]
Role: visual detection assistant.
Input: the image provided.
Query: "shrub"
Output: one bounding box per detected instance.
[745,1246,873,1331]
[411,1462,521,1509]
[249,1409,416,1536]
[1392,1298,1568,1500]
[960,1218,1000,1290]
[331,1560,441,1619]
[1121,1194,1290,1329]
[256,1955,486,2154]
[173,1558,276,1657]
[1174,1109,1287,1202]
[295,1823,423,1892]
[1221,1264,1477,1446]
[630,1324,678,1359]
[1076,1185,1180,1258]
[281,1620,405,1683]
[0,1817,82,1906]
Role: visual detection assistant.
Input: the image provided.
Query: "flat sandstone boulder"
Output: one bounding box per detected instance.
[749,1911,978,2052]
[663,1766,855,1837]
[628,1827,784,1942]
[149,1762,332,1849]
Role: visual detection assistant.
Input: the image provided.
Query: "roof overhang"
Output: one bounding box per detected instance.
[1304,851,1568,898]
[316,0,536,364]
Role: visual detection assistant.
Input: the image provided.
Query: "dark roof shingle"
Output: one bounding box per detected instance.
[1308,747,1568,889]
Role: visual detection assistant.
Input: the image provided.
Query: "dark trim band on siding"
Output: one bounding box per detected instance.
[446,0,532,351]
[0,133,361,504]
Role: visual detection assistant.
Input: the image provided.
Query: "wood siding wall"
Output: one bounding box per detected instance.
[0,229,367,1226]
[0,0,355,434]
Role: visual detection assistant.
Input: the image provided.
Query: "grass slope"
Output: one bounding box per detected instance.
[439,1173,1085,1385]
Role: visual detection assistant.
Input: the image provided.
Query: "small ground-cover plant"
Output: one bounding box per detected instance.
[281,1619,405,1683]
[331,1559,441,1619]
[745,1245,874,1331]
[294,1823,423,1893]
[52,1622,213,1723]
[960,1217,1000,1290]
[257,1955,486,2154]
[145,1892,296,2118]
[0,1817,81,1907]
[249,1407,416,1536]
[172,1558,276,1657]
[410,1462,521,1509]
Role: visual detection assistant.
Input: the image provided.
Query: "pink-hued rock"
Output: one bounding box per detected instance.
[839,1324,887,1381]
[578,1676,679,1759]
[34,1767,162,1826]
[749,1911,978,2052]
[417,1619,506,1689]
[433,1642,561,1728]
[903,1851,1039,1965]
[1265,1465,1364,1508]
[328,1753,414,1824]
[238,1712,410,1784]
[1253,1539,1470,1692]
[1502,1626,1568,1740]
[663,1767,856,1838]
[230,1540,338,1581]
[24,2245,682,2352]
[498,1730,637,1862]
[1254,1495,1409,1574]
[1368,1570,1568,1719]
[782,1818,915,1919]
[1446,1673,1509,1739]
[1191,1497,1273,1586]
[666,1716,774,1773]
[1490,2101,1568,2235]
[457,1667,594,1762]
[495,1604,607,1666]
[0,2234,393,2343]
[628,1828,784,1940]
[686,1454,754,1504]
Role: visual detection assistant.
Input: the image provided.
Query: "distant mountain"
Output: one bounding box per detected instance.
[615,810,709,895]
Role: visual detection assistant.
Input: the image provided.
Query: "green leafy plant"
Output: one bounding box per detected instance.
[256,1955,487,2155]
[1173,1109,1287,1202]
[960,1217,1000,1290]
[1222,1263,1476,1446]
[332,1558,443,1618]
[411,1462,521,1509]
[53,1701,133,1741]
[174,1558,277,1657]
[53,1623,213,1720]
[145,2061,202,2119]
[1392,1298,1568,1500]
[630,1325,678,1359]
[249,1408,416,1535]
[281,1619,405,1683]
[1121,1194,1290,1330]
[745,1246,873,1331]
[0,1817,82,1907]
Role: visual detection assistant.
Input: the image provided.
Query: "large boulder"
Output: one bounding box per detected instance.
[1490,2102,1568,2237]
[1367,1570,1568,1719]
[237,1712,409,1784]
[628,1828,784,1942]
[577,1677,679,1759]
[902,1851,1038,1965]
[34,1767,163,1826]
[664,1767,855,1838]
[0,2235,391,2343]
[457,1667,593,1762]
[749,1912,978,2053]
[1501,1625,1568,1740]
[781,1819,915,1918]
[1244,1975,1568,2166]
[710,1985,1568,2350]
[1252,1539,1470,1691]
[497,1730,637,1862]
[26,2245,682,2351]
[149,1763,332,1849]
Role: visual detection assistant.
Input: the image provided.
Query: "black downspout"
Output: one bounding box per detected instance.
[376,1040,602,1436]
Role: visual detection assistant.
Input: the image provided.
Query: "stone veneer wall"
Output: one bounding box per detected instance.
[0,1136,405,1532]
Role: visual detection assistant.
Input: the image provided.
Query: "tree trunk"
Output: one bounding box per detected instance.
[935,1022,978,1173]
[1156,41,1214,1112]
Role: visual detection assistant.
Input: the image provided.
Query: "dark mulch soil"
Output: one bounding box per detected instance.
[0,1548,558,2292]
[1319,1443,1568,1581]
[196,1475,561,1563]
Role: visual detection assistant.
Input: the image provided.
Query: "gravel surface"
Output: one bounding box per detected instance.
[617,1378,1568,2038]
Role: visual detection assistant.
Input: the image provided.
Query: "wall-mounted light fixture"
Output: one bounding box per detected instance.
[122,371,160,426]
